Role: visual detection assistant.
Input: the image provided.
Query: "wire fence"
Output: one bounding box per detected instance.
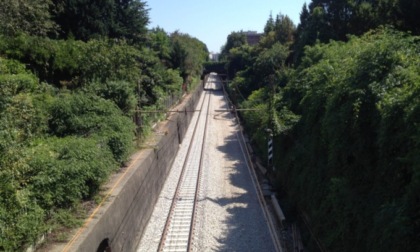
[133,81,204,141]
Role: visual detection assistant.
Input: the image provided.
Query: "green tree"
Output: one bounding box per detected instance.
[293,5,332,64]
[169,40,189,81]
[53,0,115,40]
[264,13,275,34]
[111,0,149,42]
[220,31,247,61]
[169,32,208,85]
[292,0,420,65]
[274,14,296,44]
[52,0,149,42]
[377,0,420,34]
[0,0,56,36]
[260,13,296,49]
[253,42,289,83]
[225,45,255,80]
[147,27,172,64]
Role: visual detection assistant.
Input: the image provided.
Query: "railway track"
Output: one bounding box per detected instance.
[157,77,213,252]
[148,73,282,252]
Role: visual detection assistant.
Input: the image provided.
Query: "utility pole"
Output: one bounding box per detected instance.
[266,75,275,171]
[136,80,142,147]
[266,128,273,169]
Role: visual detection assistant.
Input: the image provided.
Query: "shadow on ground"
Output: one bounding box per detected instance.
[202,123,275,251]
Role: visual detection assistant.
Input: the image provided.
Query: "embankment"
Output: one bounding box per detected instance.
[56,83,203,252]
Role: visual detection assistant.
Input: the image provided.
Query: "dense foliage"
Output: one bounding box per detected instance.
[0,1,208,250]
[293,0,420,63]
[222,1,419,251]
[278,30,420,251]
[169,32,209,86]
[52,0,149,42]
[219,31,247,61]
[0,0,56,36]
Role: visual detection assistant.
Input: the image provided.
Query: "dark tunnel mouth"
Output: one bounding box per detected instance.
[97,238,111,252]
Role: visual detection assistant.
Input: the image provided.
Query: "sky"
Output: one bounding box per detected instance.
[145,0,310,53]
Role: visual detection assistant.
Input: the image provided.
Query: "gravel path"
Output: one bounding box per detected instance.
[136,75,276,251]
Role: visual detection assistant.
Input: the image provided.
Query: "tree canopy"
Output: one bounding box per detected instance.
[220,31,247,61]
[169,31,209,85]
[293,0,420,63]
[52,0,149,42]
[0,0,56,36]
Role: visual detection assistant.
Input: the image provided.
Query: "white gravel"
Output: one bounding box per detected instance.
[136,75,277,252]
[135,89,205,252]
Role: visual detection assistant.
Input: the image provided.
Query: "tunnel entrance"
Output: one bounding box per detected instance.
[97,238,111,252]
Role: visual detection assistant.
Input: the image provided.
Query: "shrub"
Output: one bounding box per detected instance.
[87,80,137,115]
[48,92,134,163]
[0,178,46,251]
[26,136,118,209]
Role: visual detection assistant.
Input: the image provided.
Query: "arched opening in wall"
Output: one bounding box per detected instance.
[97,238,111,252]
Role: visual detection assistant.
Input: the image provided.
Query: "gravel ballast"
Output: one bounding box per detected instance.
[136,75,277,251]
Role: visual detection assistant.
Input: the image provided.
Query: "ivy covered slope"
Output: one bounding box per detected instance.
[220,2,420,251]
[277,30,420,252]
[230,29,419,252]
[0,56,130,250]
[0,1,208,251]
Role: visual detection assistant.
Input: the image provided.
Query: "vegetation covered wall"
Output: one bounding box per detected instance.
[221,1,419,251]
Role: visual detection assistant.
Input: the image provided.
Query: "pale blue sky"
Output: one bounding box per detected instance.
[145,0,310,53]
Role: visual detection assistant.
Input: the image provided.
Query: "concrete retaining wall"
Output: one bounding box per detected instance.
[66,83,204,252]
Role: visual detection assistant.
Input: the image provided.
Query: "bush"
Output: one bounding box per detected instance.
[87,80,137,115]
[0,57,39,111]
[48,92,135,163]
[0,135,118,250]
[0,177,46,251]
[26,136,118,209]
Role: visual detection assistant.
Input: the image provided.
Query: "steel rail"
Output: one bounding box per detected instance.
[135,110,201,113]
[188,85,211,251]
[158,78,212,252]
[213,108,262,112]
